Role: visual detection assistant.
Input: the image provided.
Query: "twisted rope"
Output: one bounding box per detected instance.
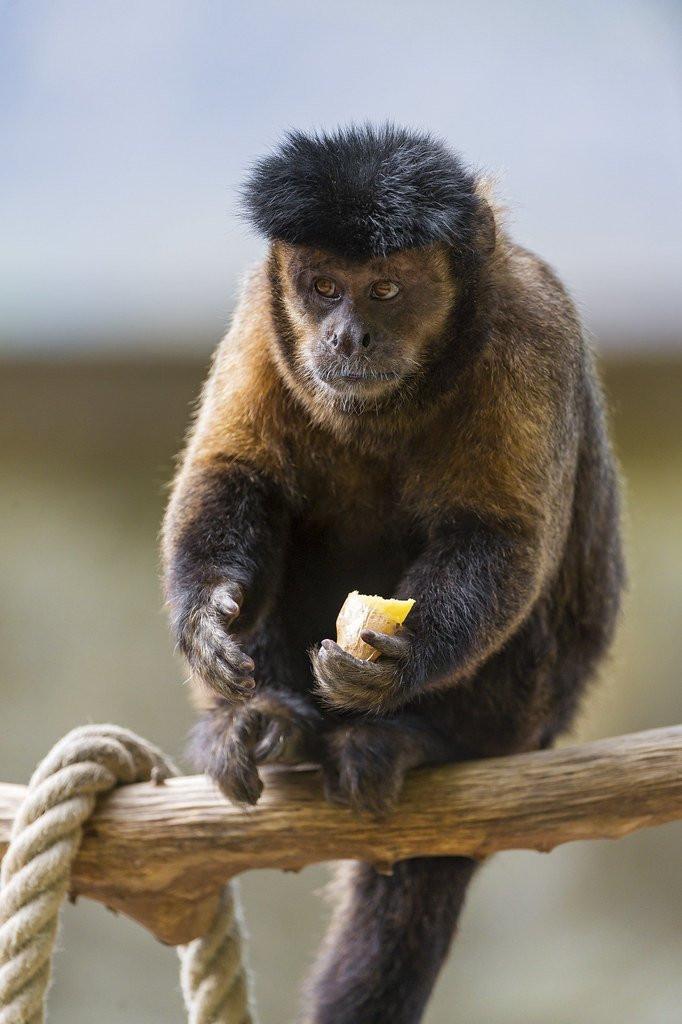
[0,725,255,1024]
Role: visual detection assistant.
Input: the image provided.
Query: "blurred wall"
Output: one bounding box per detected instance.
[1,0,681,354]
[1,355,681,1023]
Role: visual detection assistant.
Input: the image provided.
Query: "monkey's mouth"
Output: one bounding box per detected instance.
[318,368,402,391]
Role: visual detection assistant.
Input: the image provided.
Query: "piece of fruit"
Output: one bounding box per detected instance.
[336,591,415,661]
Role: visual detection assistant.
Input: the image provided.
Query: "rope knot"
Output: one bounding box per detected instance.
[0,725,254,1024]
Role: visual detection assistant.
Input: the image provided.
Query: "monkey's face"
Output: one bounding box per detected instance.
[273,243,458,408]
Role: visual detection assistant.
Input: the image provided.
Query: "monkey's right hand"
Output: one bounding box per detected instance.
[180,582,256,701]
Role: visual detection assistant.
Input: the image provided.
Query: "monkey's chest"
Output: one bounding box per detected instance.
[297,450,408,542]
[280,470,419,659]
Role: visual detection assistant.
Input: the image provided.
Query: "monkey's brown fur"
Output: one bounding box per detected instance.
[162,160,624,1022]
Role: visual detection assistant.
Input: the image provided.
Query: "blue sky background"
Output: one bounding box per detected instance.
[1,0,680,354]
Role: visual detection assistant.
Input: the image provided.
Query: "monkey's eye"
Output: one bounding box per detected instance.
[370,280,400,301]
[313,277,340,299]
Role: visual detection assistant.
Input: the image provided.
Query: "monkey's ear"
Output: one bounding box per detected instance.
[473,198,496,262]
[449,194,496,271]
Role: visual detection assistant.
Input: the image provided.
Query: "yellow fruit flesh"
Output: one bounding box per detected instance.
[355,593,415,623]
[335,591,415,661]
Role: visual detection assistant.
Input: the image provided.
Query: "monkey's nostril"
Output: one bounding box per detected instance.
[361,333,371,348]
[330,333,339,348]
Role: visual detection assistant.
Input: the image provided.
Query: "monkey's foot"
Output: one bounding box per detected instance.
[323,722,413,818]
[189,691,323,805]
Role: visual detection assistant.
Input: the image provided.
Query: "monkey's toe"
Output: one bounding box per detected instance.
[324,726,406,818]
[217,769,263,806]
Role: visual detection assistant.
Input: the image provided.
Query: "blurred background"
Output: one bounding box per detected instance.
[1,1,681,1021]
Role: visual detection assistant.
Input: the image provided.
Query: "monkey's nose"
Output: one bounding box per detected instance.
[329,329,373,357]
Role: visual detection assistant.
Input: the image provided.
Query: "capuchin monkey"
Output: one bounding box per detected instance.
[162,124,624,1024]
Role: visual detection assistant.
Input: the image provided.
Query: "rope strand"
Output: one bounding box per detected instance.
[0,725,255,1024]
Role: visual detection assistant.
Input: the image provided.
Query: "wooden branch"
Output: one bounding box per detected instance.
[2,726,682,946]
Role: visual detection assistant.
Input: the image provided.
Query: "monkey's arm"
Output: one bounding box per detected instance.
[399,513,542,687]
[163,457,290,700]
[162,264,299,701]
[313,513,545,714]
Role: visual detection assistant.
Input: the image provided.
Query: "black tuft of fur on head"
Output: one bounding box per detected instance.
[241,123,483,261]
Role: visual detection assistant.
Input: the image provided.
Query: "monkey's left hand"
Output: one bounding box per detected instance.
[311,629,411,713]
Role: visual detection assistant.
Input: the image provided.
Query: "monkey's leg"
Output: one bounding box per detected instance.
[301,856,478,1024]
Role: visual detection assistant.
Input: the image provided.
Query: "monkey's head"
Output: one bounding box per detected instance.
[242,124,495,413]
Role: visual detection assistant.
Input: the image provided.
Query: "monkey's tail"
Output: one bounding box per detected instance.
[300,855,478,1024]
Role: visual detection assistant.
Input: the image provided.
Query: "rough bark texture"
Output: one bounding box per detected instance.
[1,727,681,945]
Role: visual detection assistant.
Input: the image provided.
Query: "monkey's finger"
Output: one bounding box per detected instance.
[319,639,374,671]
[217,762,263,806]
[216,597,240,624]
[229,706,261,745]
[317,642,388,683]
[219,679,256,702]
[312,653,395,714]
[322,767,353,809]
[218,643,256,677]
[333,755,398,817]
[211,662,256,701]
[189,658,253,701]
[315,677,391,714]
[360,630,409,660]
[320,638,353,656]
[253,720,288,764]
[212,582,245,625]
